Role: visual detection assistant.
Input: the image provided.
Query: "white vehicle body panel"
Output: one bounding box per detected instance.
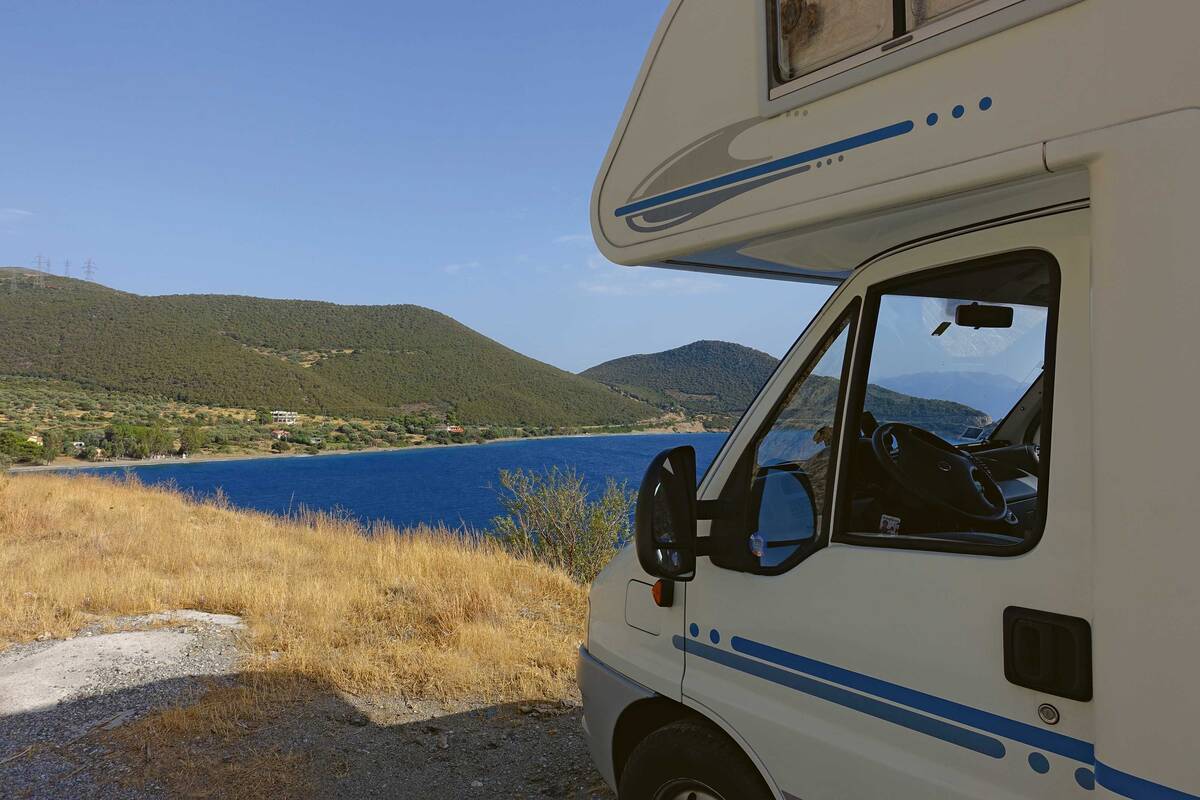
[686,212,1094,800]
[587,545,686,700]
[591,0,1200,280]
[581,2,1200,798]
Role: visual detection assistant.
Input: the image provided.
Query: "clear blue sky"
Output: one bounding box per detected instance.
[1,2,832,372]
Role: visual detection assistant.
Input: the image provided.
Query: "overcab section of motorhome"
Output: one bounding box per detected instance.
[581,2,1200,799]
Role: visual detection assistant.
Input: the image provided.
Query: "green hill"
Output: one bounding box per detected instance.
[581,340,780,415]
[583,339,989,437]
[0,269,653,426]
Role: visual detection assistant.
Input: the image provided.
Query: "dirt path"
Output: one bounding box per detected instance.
[0,613,614,799]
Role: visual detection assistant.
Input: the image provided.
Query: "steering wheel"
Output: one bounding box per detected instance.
[870,423,1009,525]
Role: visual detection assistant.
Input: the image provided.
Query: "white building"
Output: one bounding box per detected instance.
[271,410,298,426]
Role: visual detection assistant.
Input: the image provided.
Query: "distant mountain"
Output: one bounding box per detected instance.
[0,269,653,426]
[768,374,989,440]
[874,371,1026,420]
[581,340,780,415]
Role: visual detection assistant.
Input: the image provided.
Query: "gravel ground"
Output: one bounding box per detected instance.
[0,612,243,799]
[0,612,615,799]
[283,693,614,799]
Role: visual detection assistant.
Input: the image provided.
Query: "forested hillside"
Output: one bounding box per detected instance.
[581,340,780,415]
[0,269,652,426]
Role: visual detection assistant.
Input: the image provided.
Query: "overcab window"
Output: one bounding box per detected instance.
[768,0,1044,95]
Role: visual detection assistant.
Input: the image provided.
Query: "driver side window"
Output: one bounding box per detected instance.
[838,250,1059,553]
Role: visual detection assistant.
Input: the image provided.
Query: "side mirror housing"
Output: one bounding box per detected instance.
[634,446,699,581]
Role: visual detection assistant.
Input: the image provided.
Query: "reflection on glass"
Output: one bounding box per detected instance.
[753,468,817,567]
[775,0,892,81]
[749,314,851,566]
[907,0,989,28]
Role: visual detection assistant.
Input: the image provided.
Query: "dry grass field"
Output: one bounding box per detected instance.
[0,472,586,699]
[0,472,591,797]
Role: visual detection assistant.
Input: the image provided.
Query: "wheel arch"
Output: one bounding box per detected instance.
[612,696,784,799]
[612,697,696,785]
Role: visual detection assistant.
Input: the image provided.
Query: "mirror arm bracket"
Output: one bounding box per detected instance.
[697,498,737,520]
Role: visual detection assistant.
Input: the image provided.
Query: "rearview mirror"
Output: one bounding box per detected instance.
[955,302,1014,329]
[634,446,698,581]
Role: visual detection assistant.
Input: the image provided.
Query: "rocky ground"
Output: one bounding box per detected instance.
[0,612,614,799]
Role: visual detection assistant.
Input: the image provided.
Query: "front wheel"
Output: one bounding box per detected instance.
[618,719,773,800]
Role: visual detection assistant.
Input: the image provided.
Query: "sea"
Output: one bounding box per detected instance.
[63,432,729,532]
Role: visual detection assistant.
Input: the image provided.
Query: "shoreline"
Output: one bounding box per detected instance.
[7,426,725,474]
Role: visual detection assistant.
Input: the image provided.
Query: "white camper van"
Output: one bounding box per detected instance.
[579,1,1200,799]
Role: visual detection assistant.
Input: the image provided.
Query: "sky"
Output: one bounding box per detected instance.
[0,2,834,373]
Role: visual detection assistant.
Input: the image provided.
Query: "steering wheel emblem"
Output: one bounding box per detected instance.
[937,461,953,473]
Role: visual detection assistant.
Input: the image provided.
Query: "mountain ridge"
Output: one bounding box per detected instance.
[0,268,653,426]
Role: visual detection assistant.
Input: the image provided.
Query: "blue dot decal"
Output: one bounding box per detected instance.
[926,112,939,126]
[979,96,993,111]
[952,104,966,119]
[709,629,721,645]
[1074,767,1095,790]
[689,623,699,638]
[1028,752,1050,774]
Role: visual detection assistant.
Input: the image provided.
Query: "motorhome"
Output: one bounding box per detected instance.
[579,1,1199,798]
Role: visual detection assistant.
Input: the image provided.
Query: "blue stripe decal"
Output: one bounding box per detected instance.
[1097,762,1200,800]
[614,120,915,218]
[682,633,1200,799]
[673,636,1006,759]
[731,635,1094,764]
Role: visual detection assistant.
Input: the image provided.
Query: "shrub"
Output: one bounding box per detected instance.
[491,466,634,583]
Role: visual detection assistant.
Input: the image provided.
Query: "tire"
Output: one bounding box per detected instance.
[617,719,773,800]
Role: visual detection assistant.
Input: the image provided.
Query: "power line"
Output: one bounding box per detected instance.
[64,258,71,278]
[83,258,96,280]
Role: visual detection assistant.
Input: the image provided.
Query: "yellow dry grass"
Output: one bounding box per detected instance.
[0,472,587,701]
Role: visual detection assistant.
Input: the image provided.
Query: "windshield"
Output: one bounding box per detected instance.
[865,271,1050,443]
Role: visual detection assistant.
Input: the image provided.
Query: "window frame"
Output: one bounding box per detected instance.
[766,0,899,91]
[759,0,1083,113]
[708,298,860,576]
[830,249,1061,557]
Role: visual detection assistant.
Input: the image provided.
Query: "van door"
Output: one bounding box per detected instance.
[682,211,1094,800]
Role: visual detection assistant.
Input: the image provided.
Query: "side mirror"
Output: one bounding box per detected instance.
[748,465,817,568]
[634,446,698,581]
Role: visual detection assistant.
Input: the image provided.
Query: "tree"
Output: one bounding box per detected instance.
[106,423,172,459]
[0,431,44,464]
[40,430,64,465]
[179,426,208,455]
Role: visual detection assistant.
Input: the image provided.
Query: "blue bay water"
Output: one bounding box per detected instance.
[67,432,729,531]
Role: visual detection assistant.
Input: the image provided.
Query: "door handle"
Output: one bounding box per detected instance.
[1003,607,1092,702]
